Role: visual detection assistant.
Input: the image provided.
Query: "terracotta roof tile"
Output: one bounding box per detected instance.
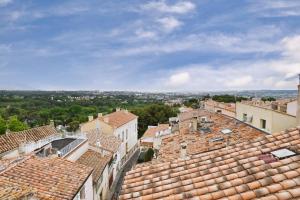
[102,110,137,128]
[120,127,300,200]
[1,156,92,200]
[0,125,59,155]
[85,129,121,153]
[76,149,111,183]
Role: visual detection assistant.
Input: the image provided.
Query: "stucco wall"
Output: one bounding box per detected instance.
[114,118,138,159]
[65,141,89,162]
[81,119,114,135]
[236,102,297,134]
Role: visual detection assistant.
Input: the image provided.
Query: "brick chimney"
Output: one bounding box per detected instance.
[297,74,300,126]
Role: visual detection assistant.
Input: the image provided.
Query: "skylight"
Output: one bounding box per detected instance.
[271,149,296,159]
[221,129,232,135]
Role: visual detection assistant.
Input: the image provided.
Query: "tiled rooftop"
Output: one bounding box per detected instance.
[0,156,93,200]
[85,129,121,153]
[156,111,265,162]
[76,149,111,183]
[120,127,300,200]
[102,110,138,128]
[142,124,170,138]
[0,125,59,155]
[0,176,36,200]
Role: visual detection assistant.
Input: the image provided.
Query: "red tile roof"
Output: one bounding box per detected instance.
[156,111,264,162]
[0,125,59,155]
[143,124,170,138]
[76,149,111,183]
[0,156,93,200]
[120,128,300,200]
[101,110,137,128]
[85,129,121,153]
[0,176,36,200]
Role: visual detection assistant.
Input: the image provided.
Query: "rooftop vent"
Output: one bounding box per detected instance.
[200,127,211,134]
[271,148,296,159]
[221,129,232,135]
[209,137,224,143]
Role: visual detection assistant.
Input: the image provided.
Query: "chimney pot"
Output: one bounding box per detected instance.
[98,113,103,118]
[88,116,94,122]
[180,142,187,159]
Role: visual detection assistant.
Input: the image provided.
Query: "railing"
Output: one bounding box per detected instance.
[59,139,85,157]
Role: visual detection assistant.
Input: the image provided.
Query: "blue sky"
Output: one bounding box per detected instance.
[1,0,300,91]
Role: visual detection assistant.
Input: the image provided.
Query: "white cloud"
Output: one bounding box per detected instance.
[167,72,190,87]
[0,0,12,7]
[135,29,157,39]
[157,17,182,32]
[225,76,253,88]
[115,32,280,56]
[142,1,195,14]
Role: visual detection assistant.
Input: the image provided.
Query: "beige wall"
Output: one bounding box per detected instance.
[81,119,114,135]
[236,102,297,134]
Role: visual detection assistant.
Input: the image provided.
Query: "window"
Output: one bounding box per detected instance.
[126,129,128,139]
[260,119,266,129]
[122,131,124,142]
[118,134,120,140]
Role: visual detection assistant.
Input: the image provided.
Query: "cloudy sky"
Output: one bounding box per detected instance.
[1,0,300,91]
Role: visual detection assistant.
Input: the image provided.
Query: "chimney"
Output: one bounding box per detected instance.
[297,74,300,126]
[98,113,103,118]
[116,108,121,112]
[104,117,109,123]
[88,116,94,122]
[96,139,101,147]
[50,120,55,127]
[180,143,187,159]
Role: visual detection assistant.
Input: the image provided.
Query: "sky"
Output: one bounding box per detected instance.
[1,0,300,92]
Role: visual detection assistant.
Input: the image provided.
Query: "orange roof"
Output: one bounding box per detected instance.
[101,110,137,128]
[0,156,93,200]
[77,150,111,183]
[0,125,59,155]
[143,124,170,138]
[0,176,36,200]
[156,111,264,162]
[120,128,300,199]
[85,129,121,153]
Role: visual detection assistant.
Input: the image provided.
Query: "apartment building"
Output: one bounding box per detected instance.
[80,108,139,166]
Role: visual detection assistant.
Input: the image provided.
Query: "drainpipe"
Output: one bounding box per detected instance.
[297,74,300,126]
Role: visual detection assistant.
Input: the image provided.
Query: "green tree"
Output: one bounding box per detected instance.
[261,97,276,102]
[144,148,155,162]
[0,116,6,135]
[7,116,28,132]
[67,121,80,132]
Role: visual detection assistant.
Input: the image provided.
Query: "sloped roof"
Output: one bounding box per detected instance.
[0,156,93,200]
[77,150,111,183]
[0,125,59,155]
[143,124,170,138]
[85,129,121,153]
[157,112,264,162]
[0,176,36,200]
[102,110,137,128]
[120,128,300,200]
